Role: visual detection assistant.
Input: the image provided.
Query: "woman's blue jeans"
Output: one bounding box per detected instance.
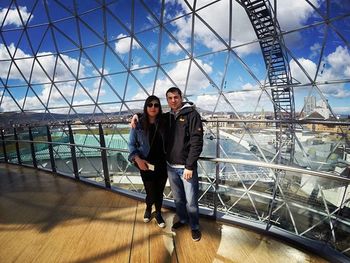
[167,165,200,230]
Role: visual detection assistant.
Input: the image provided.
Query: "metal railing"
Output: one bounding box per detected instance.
[0,119,350,262]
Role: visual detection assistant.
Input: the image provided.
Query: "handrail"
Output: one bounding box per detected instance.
[3,137,349,183]
[200,157,350,183]
[2,118,350,130]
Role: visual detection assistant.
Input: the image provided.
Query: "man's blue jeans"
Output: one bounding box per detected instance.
[167,165,200,230]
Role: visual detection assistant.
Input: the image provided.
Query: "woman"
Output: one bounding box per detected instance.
[128,95,167,228]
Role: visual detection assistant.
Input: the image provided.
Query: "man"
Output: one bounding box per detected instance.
[164,87,203,241]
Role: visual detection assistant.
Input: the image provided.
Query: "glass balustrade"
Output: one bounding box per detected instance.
[1,119,349,260]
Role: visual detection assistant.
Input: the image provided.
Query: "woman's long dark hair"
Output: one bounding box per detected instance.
[141,95,162,132]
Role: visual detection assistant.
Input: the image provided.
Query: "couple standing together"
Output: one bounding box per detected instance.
[128,87,204,242]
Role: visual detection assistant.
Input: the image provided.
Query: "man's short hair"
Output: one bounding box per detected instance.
[166,87,182,98]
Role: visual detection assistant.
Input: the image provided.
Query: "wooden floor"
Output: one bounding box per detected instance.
[0,163,328,263]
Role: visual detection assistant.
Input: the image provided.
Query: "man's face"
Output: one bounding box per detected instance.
[166,91,182,111]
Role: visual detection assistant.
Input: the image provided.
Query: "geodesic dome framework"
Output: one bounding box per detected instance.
[1,0,349,121]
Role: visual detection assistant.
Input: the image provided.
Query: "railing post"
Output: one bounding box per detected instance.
[68,124,79,179]
[14,127,22,165]
[214,120,220,218]
[47,126,56,173]
[266,169,280,231]
[28,127,37,168]
[1,129,8,163]
[99,123,111,188]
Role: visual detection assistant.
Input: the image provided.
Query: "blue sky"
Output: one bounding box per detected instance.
[0,0,350,117]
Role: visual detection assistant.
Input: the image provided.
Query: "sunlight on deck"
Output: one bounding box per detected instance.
[0,163,327,263]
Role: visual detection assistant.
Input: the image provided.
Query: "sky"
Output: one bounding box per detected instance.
[0,0,350,118]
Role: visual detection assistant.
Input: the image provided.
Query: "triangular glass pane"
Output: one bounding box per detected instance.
[8,60,29,85]
[56,50,82,81]
[73,0,101,14]
[79,8,104,41]
[162,17,191,63]
[52,18,80,52]
[97,78,124,104]
[125,73,151,101]
[106,1,132,32]
[1,2,24,30]
[134,28,160,65]
[229,52,265,93]
[26,25,50,53]
[35,25,56,54]
[104,47,127,75]
[163,2,189,23]
[72,83,96,107]
[186,59,213,96]
[78,19,103,47]
[79,52,99,78]
[23,87,45,111]
[44,0,73,21]
[194,4,229,55]
[47,81,75,108]
[113,34,133,64]
[131,67,157,95]
[0,88,22,112]
[141,0,162,22]
[134,0,160,32]
[100,73,127,100]
[130,38,157,70]
[105,7,129,42]
[26,1,52,26]
[82,45,105,73]
[153,63,179,96]
[32,55,53,84]
[1,30,23,54]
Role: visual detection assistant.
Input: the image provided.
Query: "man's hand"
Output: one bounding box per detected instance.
[183,168,193,181]
[134,156,149,171]
[130,114,139,128]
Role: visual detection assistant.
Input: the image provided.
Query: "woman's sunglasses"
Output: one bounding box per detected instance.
[147,102,160,108]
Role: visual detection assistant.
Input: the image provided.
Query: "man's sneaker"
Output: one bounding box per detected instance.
[155,214,166,228]
[191,229,201,241]
[143,209,151,223]
[171,221,186,231]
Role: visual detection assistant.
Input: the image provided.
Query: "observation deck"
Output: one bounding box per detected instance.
[1,119,350,263]
[0,163,326,263]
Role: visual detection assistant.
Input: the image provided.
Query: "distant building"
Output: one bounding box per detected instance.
[304,96,316,115]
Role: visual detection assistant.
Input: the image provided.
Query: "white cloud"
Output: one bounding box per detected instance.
[115,34,141,54]
[310,42,321,59]
[290,57,317,83]
[290,46,350,98]
[325,46,350,78]
[132,58,213,102]
[333,106,350,114]
[195,89,272,113]
[0,43,106,112]
[0,6,32,27]
[131,64,153,74]
[0,43,84,83]
[166,0,320,57]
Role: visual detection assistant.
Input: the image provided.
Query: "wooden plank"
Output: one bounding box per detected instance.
[149,209,177,263]
[0,164,330,263]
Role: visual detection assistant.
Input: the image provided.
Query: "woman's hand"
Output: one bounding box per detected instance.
[134,156,149,171]
[130,114,139,128]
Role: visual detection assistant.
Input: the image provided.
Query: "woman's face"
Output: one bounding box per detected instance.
[146,100,160,118]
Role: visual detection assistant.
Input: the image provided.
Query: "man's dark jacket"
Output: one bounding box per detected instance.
[164,102,203,170]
